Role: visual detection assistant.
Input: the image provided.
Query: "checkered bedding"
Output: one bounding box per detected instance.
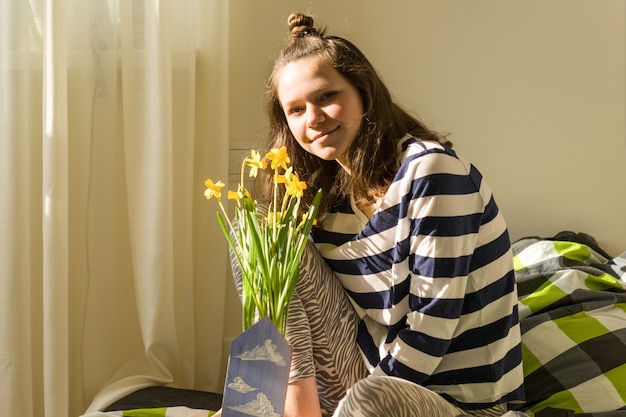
[510,232,626,416]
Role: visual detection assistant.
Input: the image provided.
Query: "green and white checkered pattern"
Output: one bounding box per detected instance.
[511,236,626,416]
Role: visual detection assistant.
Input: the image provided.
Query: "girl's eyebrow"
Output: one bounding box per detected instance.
[281,84,337,108]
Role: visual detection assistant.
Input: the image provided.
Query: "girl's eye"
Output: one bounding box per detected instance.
[289,107,304,115]
[320,91,336,101]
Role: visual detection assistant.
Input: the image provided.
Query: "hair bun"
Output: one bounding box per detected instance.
[287,12,318,40]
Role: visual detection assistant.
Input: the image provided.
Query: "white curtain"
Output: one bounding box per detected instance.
[0,0,231,416]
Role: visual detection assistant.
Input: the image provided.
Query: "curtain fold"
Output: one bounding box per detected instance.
[0,1,230,416]
[42,0,70,414]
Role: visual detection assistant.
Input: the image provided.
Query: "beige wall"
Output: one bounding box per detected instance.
[223,0,625,350]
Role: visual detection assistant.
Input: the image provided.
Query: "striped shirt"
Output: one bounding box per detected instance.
[312,137,525,409]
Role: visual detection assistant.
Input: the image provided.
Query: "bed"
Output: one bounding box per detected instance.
[82,231,626,417]
[508,231,626,416]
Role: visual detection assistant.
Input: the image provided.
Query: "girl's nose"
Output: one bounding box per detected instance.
[307,106,325,127]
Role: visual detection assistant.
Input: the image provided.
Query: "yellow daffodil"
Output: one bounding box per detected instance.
[245,150,267,178]
[204,179,225,200]
[228,190,241,204]
[285,171,307,198]
[299,213,317,228]
[267,210,285,226]
[265,146,290,171]
[273,167,292,185]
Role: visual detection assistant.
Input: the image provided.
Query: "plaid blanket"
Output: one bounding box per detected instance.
[510,232,626,417]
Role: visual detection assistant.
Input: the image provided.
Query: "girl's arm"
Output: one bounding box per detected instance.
[284,376,322,417]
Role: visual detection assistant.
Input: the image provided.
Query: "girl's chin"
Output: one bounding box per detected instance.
[308,147,345,162]
[315,153,341,162]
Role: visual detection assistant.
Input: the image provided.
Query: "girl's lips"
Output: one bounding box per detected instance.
[312,126,338,141]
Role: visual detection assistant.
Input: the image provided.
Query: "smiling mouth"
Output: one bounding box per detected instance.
[312,127,338,141]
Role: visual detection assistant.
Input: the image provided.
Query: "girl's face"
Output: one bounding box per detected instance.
[276,57,364,169]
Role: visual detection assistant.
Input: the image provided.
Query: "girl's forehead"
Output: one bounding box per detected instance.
[282,55,348,85]
[280,56,325,76]
[277,58,334,92]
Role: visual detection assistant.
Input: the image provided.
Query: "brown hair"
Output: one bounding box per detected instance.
[259,12,449,217]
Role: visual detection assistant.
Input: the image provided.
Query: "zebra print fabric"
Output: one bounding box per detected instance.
[229,240,509,416]
[336,376,508,417]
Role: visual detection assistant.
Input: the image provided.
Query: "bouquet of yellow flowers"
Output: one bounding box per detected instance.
[204,146,322,336]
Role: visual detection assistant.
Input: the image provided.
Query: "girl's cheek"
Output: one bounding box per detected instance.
[285,119,295,135]
[290,121,304,139]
